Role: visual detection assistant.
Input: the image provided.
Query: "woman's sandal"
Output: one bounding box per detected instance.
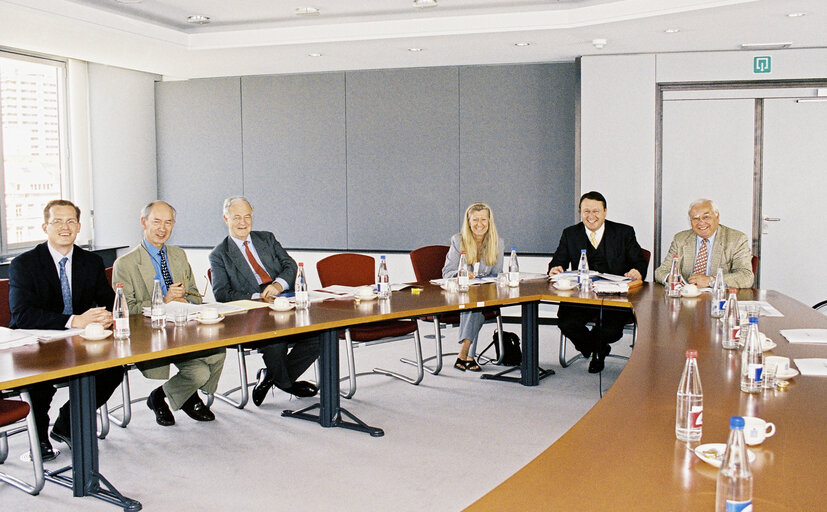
[454,357,467,371]
[454,357,482,372]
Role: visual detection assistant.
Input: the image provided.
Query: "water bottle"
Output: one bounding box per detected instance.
[665,254,682,297]
[722,289,740,350]
[295,262,309,310]
[710,267,726,318]
[377,255,390,299]
[740,315,763,393]
[675,349,703,442]
[457,251,470,292]
[508,247,520,287]
[716,416,752,512]
[150,278,166,329]
[113,283,130,339]
[577,249,589,289]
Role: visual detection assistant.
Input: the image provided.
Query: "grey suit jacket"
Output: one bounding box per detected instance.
[654,224,754,288]
[112,242,205,379]
[209,231,297,302]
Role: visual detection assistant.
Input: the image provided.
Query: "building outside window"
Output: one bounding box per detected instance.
[0,51,67,253]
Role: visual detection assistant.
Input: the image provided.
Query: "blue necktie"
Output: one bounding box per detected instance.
[159,249,174,288]
[59,257,72,315]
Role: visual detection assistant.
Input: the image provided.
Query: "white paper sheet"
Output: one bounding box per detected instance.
[793,358,827,376]
[780,329,827,344]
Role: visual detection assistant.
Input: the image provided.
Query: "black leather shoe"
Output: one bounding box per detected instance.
[588,345,611,374]
[38,441,57,462]
[252,368,275,407]
[280,380,318,398]
[147,386,175,426]
[49,423,71,451]
[181,395,215,422]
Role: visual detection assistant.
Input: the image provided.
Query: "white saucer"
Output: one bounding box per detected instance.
[196,315,223,325]
[269,302,295,312]
[553,282,577,291]
[695,443,756,468]
[79,330,112,341]
[761,339,777,352]
[355,293,378,301]
[776,368,799,380]
[680,289,702,298]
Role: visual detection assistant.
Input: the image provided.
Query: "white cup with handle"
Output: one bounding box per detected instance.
[742,416,776,445]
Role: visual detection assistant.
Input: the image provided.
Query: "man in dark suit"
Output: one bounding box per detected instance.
[548,191,648,373]
[9,199,124,461]
[209,196,320,406]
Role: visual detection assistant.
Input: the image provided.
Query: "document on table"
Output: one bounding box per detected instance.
[592,281,629,294]
[142,301,246,319]
[780,329,827,344]
[793,358,827,376]
[0,327,39,349]
[4,327,83,342]
[227,300,272,311]
[737,300,783,317]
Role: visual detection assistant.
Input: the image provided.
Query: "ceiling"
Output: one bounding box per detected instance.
[0,0,824,78]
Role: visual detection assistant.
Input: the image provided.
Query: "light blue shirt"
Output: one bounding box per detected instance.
[694,231,717,276]
[47,243,75,328]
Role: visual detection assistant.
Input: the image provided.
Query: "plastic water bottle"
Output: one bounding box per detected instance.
[507,247,520,287]
[577,249,589,288]
[377,255,390,299]
[675,349,703,442]
[710,268,726,318]
[150,279,166,329]
[666,254,682,297]
[295,262,309,310]
[716,416,752,512]
[722,289,740,349]
[740,315,763,393]
[113,283,130,339]
[457,251,470,292]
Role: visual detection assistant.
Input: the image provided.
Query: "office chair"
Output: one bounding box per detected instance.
[0,392,45,495]
[316,253,423,399]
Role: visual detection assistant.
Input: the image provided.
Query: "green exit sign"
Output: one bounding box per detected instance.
[754,56,771,73]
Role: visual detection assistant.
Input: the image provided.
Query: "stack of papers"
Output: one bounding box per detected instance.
[142,301,246,320]
[779,329,827,344]
[739,301,784,317]
[592,281,630,294]
[793,359,827,376]
[0,326,82,349]
[550,271,631,283]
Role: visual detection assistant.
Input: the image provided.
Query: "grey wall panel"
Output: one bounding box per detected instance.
[156,77,243,246]
[241,73,347,249]
[459,63,576,254]
[345,68,460,251]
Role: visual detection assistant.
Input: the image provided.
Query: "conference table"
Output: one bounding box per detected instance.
[1,280,825,511]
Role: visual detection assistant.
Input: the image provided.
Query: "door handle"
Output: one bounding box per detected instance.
[763,217,781,222]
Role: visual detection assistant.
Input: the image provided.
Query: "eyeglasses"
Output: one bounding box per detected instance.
[690,213,715,223]
[48,219,78,228]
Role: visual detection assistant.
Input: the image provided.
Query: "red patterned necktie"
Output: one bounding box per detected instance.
[693,238,708,275]
[243,241,272,284]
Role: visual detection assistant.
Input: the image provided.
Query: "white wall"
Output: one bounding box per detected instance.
[87,63,160,247]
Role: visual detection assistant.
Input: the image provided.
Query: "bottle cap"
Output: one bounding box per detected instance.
[511,247,517,251]
[749,317,758,324]
[729,416,745,429]
[116,283,123,288]
[685,349,698,358]
[298,262,304,266]
[381,255,386,259]
[729,288,737,293]
[673,254,678,258]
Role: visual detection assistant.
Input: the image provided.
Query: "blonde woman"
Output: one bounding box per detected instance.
[441,202,504,371]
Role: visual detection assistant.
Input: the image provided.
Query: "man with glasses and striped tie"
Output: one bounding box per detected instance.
[655,199,754,289]
[8,199,124,460]
[113,201,226,427]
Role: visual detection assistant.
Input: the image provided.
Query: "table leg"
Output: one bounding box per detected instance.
[481,301,554,385]
[45,373,142,511]
[282,328,384,437]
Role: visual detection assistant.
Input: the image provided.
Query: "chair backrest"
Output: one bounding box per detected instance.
[0,278,10,327]
[207,268,213,284]
[316,254,375,287]
[640,248,652,267]
[751,255,759,275]
[105,266,113,286]
[409,245,450,282]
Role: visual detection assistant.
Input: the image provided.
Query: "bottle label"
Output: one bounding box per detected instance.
[730,325,741,341]
[725,499,752,512]
[689,405,703,428]
[748,363,763,382]
[114,318,129,331]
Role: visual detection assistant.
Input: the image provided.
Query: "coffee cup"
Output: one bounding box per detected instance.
[742,416,776,445]
[273,297,291,310]
[765,355,790,373]
[557,278,572,290]
[682,284,698,295]
[355,286,374,299]
[201,307,218,320]
[85,322,105,338]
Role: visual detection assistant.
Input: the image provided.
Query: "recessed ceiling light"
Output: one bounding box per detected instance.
[664,28,680,34]
[413,0,438,8]
[408,47,423,52]
[186,15,211,25]
[308,52,323,57]
[592,38,607,49]
[786,12,807,17]
[514,42,531,47]
[739,42,792,50]
[295,7,320,16]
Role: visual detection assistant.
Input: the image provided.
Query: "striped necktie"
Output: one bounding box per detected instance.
[59,257,72,315]
[693,238,708,275]
[159,248,174,288]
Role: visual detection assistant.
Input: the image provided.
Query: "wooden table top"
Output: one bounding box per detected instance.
[465,286,827,512]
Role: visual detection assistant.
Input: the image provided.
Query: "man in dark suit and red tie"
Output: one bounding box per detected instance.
[548,191,648,373]
[9,199,124,461]
[209,196,319,406]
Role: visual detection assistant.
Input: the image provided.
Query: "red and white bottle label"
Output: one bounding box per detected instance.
[689,406,703,428]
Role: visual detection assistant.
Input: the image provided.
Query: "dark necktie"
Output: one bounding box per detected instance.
[159,249,174,288]
[243,241,272,284]
[59,257,72,315]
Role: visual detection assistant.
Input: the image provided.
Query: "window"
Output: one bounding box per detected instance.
[0,51,67,252]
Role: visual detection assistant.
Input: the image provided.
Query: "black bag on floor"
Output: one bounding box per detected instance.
[492,330,521,366]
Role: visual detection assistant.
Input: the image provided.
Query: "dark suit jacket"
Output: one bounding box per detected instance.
[209,231,298,302]
[547,220,648,279]
[9,242,115,329]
